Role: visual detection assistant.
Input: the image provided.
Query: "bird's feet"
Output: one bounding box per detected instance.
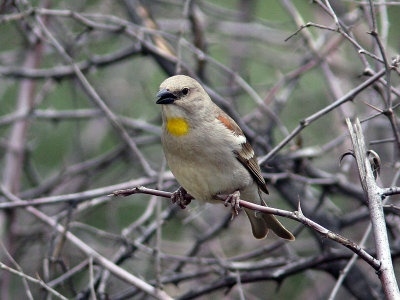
[224,190,241,218]
[171,186,191,209]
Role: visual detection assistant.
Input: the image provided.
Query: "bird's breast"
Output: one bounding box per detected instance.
[161,121,252,202]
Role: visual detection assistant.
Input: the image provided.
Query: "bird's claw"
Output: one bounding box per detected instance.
[224,190,241,218]
[171,187,191,209]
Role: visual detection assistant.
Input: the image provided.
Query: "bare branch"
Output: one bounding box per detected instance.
[0,261,68,300]
[1,188,174,300]
[346,118,400,299]
[113,186,380,270]
[260,69,387,163]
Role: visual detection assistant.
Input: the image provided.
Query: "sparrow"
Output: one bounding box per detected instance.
[156,75,294,240]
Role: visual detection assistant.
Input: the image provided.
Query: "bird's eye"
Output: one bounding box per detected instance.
[182,88,189,95]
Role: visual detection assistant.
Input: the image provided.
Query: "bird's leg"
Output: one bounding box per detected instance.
[224,190,241,218]
[171,186,191,209]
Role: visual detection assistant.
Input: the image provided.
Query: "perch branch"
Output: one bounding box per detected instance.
[113,186,380,270]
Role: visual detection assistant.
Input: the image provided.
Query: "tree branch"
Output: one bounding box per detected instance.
[113,186,380,270]
[346,118,400,300]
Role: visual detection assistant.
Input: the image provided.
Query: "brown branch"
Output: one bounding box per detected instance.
[113,186,380,270]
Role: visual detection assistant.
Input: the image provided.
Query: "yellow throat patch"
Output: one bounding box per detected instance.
[166,118,189,136]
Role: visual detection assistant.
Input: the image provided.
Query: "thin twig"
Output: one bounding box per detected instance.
[0,241,34,300]
[260,69,387,163]
[34,14,156,177]
[0,175,173,209]
[0,261,68,300]
[1,188,174,300]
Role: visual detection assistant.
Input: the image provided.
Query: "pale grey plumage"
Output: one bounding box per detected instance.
[157,75,294,240]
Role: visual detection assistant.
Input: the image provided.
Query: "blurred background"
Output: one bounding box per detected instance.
[0,0,399,299]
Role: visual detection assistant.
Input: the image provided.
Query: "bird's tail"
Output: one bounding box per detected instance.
[262,211,295,240]
[244,205,295,240]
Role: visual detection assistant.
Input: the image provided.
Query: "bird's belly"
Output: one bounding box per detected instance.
[166,152,252,203]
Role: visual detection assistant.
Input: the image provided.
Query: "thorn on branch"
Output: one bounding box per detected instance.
[297,197,303,217]
[367,150,381,179]
[339,151,355,165]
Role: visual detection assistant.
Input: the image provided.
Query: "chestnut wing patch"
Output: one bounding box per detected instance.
[217,115,235,132]
[217,113,269,194]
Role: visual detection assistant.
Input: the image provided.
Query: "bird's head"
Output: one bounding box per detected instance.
[156,75,210,118]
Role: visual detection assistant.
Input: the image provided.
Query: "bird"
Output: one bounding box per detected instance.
[156,75,294,240]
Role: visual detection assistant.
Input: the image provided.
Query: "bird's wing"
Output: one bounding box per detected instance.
[216,111,269,194]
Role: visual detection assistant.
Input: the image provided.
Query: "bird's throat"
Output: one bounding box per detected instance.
[166,118,189,136]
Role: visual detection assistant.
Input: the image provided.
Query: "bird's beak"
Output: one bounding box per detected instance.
[156,89,177,104]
